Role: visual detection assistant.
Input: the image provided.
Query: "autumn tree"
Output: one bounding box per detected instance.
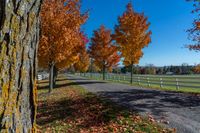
[74,51,89,72]
[74,33,90,73]
[0,0,41,132]
[187,0,200,51]
[193,64,200,73]
[89,58,101,73]
[89,25,120,80]
[38,0,87,92]
[113,3,151,84]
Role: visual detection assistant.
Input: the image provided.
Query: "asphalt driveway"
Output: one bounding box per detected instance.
[67,74,200,133]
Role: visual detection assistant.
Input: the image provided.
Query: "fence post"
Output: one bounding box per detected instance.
[147,77,150,87]
[160,78,163,88]
[176,78,179,90]
[138,77,140,85]
[118,75,120,82]
[124,76,125,81]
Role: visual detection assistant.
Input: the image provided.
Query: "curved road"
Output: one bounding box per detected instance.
[67,75,200,133]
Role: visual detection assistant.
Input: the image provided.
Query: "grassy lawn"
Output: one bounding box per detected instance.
[111,80,200,94]
[79,74,200,94]
[37,76,175,133]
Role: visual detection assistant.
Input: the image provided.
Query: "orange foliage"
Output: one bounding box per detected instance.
[74,50,89,72]
[88,25,120,72]
[187,0,200,51]
[193,64,200,73]
[113,3,151,66]
[89,59,101,73]
[74,33,90,72]
[38,0,88,70]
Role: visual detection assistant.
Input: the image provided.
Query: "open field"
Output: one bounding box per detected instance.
[36,75,174,133]
[77,73,200,93]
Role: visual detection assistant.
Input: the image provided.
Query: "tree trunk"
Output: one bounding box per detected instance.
[84,72,86,77]
[102,65,106,80]
[0,0,41,132]
[53,66,57,87]
[131,64,134,84]
[90,58,93,78]
[49,63,55,93]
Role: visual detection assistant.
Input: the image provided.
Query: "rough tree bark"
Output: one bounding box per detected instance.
[0,0,41,132]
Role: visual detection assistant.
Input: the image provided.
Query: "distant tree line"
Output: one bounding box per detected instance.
[118,64,199,75]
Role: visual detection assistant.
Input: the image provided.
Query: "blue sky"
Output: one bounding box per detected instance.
[81,0,200,66]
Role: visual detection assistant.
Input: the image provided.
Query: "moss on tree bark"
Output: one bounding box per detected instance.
[0,0,41,132]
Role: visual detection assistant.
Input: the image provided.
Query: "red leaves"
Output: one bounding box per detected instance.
[195,21,200,30]
[187,0,200,50]
[188,44,200,51]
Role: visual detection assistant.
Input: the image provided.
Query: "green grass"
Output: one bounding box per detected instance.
[79,73,200,94]
[37,75,175,133]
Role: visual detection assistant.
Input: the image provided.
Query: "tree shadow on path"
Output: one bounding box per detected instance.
[38,77,106,90]
[95,88,200,118]
[67,76,200,120]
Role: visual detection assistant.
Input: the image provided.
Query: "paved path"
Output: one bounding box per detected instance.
[67,75,200,133]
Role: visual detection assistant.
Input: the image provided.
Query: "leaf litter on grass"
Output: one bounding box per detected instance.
[37,79,176,133]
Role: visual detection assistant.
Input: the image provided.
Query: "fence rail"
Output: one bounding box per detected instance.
[76,73,200,90]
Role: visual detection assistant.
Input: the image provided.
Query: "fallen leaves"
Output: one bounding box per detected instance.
[37,78,175,133]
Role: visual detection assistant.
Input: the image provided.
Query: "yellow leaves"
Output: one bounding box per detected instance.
[114,2,151,66]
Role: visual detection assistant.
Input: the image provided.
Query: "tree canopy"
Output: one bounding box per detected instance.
[113,3,151,83]
[89,25,120,79]
[114,3,151,66]
[187,0,200,51]
[74,33,90,73]
[38,0,88,70]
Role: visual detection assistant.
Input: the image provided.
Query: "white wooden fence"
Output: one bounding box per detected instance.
[76,73,200,90]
